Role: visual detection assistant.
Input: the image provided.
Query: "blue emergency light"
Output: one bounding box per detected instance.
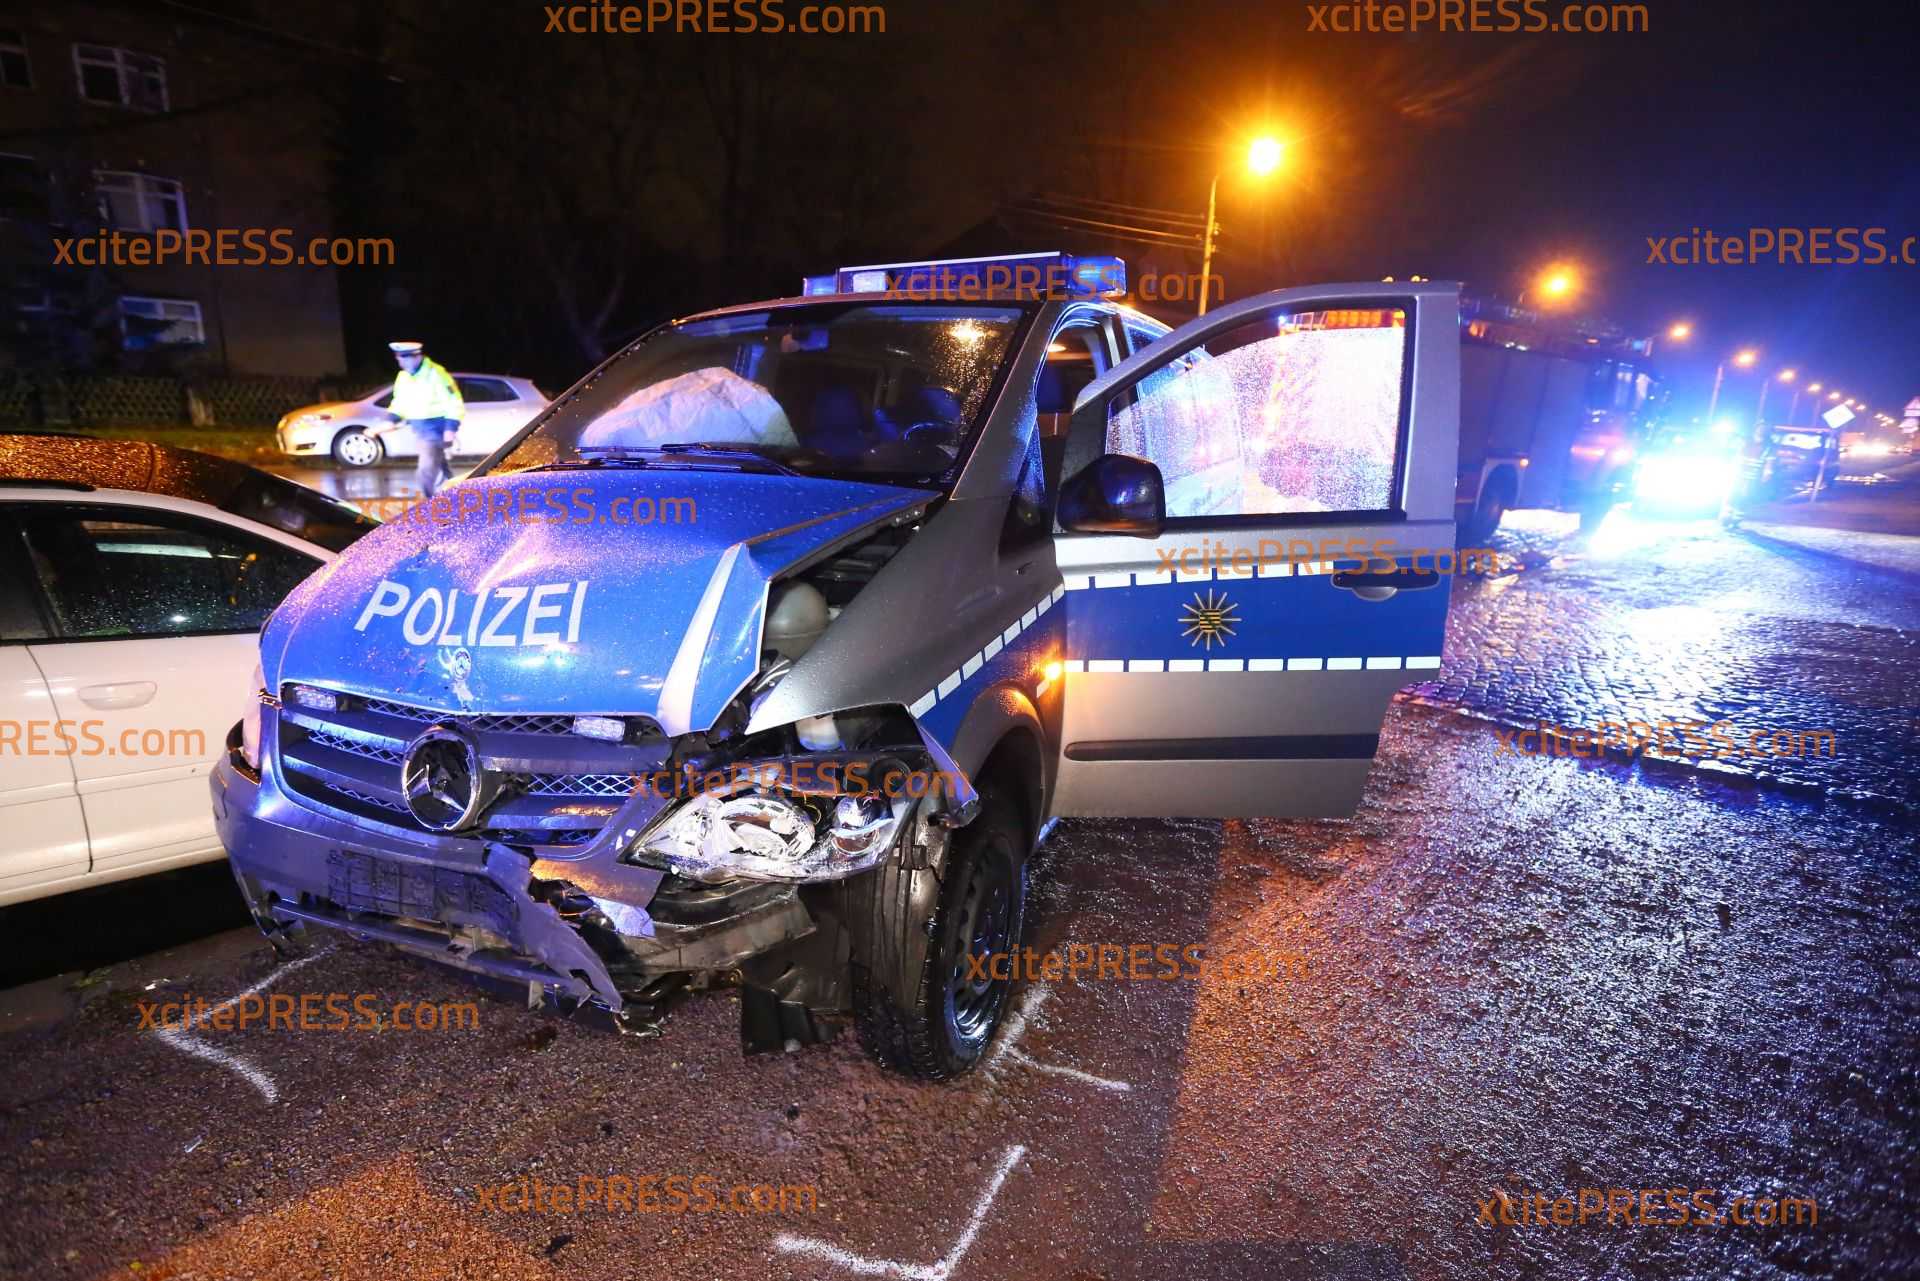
[800,252,1126,300]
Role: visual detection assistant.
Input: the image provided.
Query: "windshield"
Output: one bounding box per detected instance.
[489,303,1029,485]
[145,448,382,552]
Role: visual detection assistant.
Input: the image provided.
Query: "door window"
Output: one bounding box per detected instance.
[1006,318,1112,550]
[0,520,50,641]
[455,377,516,403]
[14,506,320,639]
[1122,318,1170,356]
[1095,306,1411,520]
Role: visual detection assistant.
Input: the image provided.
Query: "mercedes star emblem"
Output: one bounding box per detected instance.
[400,724,497,832]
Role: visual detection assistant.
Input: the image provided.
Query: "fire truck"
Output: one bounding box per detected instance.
[1454,299,1664,541]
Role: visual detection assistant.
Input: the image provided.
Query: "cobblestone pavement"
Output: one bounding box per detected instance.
[1415,501,1920,812]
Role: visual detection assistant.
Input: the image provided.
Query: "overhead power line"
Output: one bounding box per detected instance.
[1029,191,1208,228]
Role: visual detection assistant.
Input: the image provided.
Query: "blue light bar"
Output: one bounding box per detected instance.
[798,252,1126,300]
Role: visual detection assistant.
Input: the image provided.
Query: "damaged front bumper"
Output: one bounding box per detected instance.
[210,715,954,1050]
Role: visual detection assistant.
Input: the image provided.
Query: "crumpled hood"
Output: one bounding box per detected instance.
[262,468,932,734]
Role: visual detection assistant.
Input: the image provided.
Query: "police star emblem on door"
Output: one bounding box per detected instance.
[1179,588,1240,650]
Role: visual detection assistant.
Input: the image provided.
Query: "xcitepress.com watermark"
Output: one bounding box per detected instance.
[476,1173,818,1214]
[1152,537,1510,578]
[964,942,1311,984]
[1646,227,1918,266]
[350,487,696,528]
[1,720,204,758]
[136,993,479,1033]
[543,0,883,34]
[1308,0,1647,33]
[1478,1187,1816,1228]
[1493,720,1837,759]
[54,228,393,268]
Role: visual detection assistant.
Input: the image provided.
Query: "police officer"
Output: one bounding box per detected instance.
[370,340,464,498]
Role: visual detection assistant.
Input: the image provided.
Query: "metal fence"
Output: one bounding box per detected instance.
[0,374,351,430]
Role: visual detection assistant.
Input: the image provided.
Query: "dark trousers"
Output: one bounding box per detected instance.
[404,417,457,497]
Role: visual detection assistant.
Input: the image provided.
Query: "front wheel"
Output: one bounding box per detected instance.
[844,781,1028,1079]
[331,428,385,468]
[1460,483,1509,546]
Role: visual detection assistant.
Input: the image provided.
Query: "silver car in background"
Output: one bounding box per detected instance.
[275,374,550,467]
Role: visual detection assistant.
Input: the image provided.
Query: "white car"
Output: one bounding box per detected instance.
[276,374,551,468]
[0,433,377,906]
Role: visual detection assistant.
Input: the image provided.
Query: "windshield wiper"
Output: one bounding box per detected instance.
[649,443,800,475]
[520,446,655,472]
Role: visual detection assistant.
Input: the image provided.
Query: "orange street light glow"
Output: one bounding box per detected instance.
[1247,136,1285,176]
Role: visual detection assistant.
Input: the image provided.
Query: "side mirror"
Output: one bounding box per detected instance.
[1058,453,1165,536]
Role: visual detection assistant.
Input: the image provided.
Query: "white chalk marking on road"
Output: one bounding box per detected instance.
[150,948,332,1105]
[1002,1046,1132,1092]
[985,984,1131,1091]
[774,1143,1026,1280]
[983,984,1050,1075]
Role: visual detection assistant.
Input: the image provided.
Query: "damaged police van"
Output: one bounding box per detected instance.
[212,254,1461,1078]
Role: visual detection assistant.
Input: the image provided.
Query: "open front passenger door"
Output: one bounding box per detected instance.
[1049,282,1460,818]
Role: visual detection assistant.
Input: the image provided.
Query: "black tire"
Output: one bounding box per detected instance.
[844,780,1028,1079]
[331,428,384,468]
[1461,481,1509,546]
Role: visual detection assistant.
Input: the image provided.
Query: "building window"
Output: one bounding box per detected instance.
[0,29,31,89]
[95,171,187,232]
[119,296,204,349]
[73,44,167,111]
[0,153,48,222]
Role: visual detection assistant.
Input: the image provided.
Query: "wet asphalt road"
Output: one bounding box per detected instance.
[1,467,1916,1281]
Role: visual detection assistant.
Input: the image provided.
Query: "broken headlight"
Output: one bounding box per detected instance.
[241,661,266,770]
[630,788,910,884]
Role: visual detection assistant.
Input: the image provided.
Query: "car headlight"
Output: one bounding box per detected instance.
[632,788,910,884]
[241,661,265,770]
[1635,456,1736,506]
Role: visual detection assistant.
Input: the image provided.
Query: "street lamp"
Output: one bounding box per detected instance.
[1761,367,1795,424]
[1197,135,1285,316]
[1705,348,1760,429]
[1519,264,1579,308]
[1667,321,1692,341]
[1247,137,1284,176]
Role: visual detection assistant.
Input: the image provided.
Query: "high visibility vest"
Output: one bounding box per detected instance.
[391,357,465,422]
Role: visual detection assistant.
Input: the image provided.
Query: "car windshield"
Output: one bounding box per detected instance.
[145,449,382,552]
[0,435,380,553]
[488,303,1030,486]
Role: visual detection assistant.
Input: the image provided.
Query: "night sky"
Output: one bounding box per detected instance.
[273,0,1918,417]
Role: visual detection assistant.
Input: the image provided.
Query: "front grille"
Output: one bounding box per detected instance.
[310,729,403,765]
[359,699,579,737]
[523,772,636,798]
[277,689,667,851]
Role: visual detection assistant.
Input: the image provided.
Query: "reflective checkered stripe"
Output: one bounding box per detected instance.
[907,584,1065,719]
[1061,656,1442,672]
[1057,566,1441,673]
[1062,561,1340,589]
